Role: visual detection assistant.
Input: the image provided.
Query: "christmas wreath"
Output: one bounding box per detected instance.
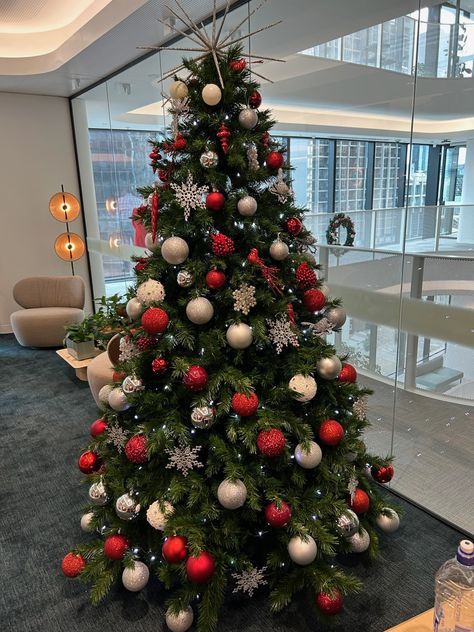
[326,213,356,247]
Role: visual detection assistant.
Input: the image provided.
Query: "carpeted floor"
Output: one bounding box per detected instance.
[0,334,465,632]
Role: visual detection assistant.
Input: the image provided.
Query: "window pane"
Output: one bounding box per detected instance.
[290,138,330,211]
[335,140,368,211]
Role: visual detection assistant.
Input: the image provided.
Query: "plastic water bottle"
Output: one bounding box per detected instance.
[434,539,474,632]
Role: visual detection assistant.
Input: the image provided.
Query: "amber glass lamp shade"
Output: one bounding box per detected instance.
[54,232,85,261]
[49,192,80,222]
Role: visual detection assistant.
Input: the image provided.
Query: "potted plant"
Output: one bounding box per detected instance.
[64,320,98,360]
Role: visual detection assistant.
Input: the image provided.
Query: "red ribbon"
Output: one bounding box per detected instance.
[287,303,296,325]
[247,248,283,296]
[151,191,159,242]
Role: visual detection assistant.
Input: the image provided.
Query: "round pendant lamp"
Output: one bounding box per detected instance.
[49,192,80,222]
[54,232,85,262]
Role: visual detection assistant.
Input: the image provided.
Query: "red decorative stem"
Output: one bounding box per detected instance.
[287,303,296,324]
[247,248,283,296]
[151,191,159,241]
[217,123,230,154]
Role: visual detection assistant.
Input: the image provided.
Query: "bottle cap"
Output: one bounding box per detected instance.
[457,540,474,566]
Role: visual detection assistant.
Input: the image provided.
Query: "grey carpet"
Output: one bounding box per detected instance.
[0,334,465,632]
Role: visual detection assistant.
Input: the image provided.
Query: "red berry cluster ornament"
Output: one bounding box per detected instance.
[137,335,158,351]
[318,419,344,446]
[231,392,259,417]
[183,365,208,391]
[371,464,394,484]
[211,233,235,256]
[125,435,148,464]
[206,269,226,289]
[257,428,286,456]
[186,551,216,583]
[206,191,225,212]
[338,363,357,383]
[296,262,317,289]
[78,451,101,474]
[315,590,343,615]
[90,418,107,438]
[173,132,187,151]
[303,288,326,312]
[103,534,129,560]
[162,535,188,564]
[151,357,168,374]
[265,500,292,527]
[266,151,284,170]
[61,552,86,577]
[113,370,127,382]
[285,217,303,236]
[229,58,246,71]
[249,90,262,108]
[158,168,169,182]
[347,488,370,514]
[261,131,270,149]
[149,147,161,172]
[141,307,169,334]
[217,123,230,154]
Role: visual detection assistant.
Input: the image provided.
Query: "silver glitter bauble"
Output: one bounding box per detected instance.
[186,297,214,324]
[126,297,143,321]
[336,509,360,537]
[169,80,189,99]
[122,375,144,395]
[200,150,218,169]
[145,232,161,252]
[325,307,347,329]
[201,83,221,106]
[289,374,317,402]
[146,500,174,530]
[238,108,258,130]
[348,528,370,553]
[375,508,400,533]
[122,561,150,591]
[294,441,322,468]
[166,607,194,632]
[287,535,317,565]
[226,323,253,349]
[161,236,189,265]
[191,406,215,429]
[315,355,342,380]
[80,512,95,532]
[115,493,141,520]
[269,238,289,261]
[136,279,165,305]
[108,387,130,411]
[89,480,108,505]
[98,384,114,409]
[177,270,193,287]
[237,195,257,216]
[217,479,247,509]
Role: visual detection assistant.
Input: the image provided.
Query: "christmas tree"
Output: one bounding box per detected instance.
[62,5,399,631]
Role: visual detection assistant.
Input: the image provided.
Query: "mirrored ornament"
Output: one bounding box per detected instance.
[161,236,189,264]
[316,355,342,380]
[201,83,222,105]
[122,561,150,592]
[336,509,359,537]
[115,493,141,520]
[238,108,258,130]
[136,279,165,305]
[348,527,370,553]
[122,375,144,395]
[80,512,95,532]
[165,606,194,632]
[108,387,130,411]
[226,323,253,349]
[287,535,317,565]
[289,374,317,402]
[200,150,218,168]
[177,270,193,287]
[126,297,143,321]
[146,500,174,530]
[217,479,247,509]
[186,297,214,324]
[294,441,322,468]
[269,238,289,261]
[376,508,400,533]
[145,232,161,252]
[237,195,257,216]
[191,406,216,429]
[89,480,108,505]
[325,307,347,329]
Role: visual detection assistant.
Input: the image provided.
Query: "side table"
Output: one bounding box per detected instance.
[385,608,433,632]
[56,348,98,381]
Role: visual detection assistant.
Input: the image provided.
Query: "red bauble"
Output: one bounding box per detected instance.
[183,365,208,391]
[186,551,216,583]
[371,464,394,484]
[266,151,284,170]
[173,133,187,150]
[296,262,317,290]
[303,289,326,312]
[229,58,246,71]
[137,335,158,351]
[286,217,303,236]
[265,500,292,527]
[347,488,370,514]
[206,191,225,212]
[152,357,168,374]
[103,534,129,561]
[206,269,226,290]
[162,535,188,564]
[78,451,101,474]
[231,392,259,417]
[90,418,107,438]
[125,435,148,464]
[249,90,262,109]
[338,363,357,383]
[61,552,86,577]
[158,169,169,182]
[318,419,344,446]
[211,233,235,256]
[113,370,127,382]
[141,307,169,334]
[257,428,286,457]
[315,590,343,615]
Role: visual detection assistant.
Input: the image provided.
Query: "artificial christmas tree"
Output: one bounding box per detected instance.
[62,3,398,630]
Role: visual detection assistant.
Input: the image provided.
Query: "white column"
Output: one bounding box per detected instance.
[457,137,474,244]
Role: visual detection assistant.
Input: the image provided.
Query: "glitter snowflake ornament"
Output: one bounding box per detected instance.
[232,566,268,597]
[168,97,190,138]
[353,396,369,419]
[118,336,138,362]
[347,470,359,504]
[107,422,128,452]
[170,171,208,221]
[232,283,256,315]
[165,443,204,477]
[266,314,299,354]
[269,168,293,203]
[247,143,259,170]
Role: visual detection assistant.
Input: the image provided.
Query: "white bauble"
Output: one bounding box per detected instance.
[115,493,141,520]
[161,236,189,265]
[202,83,222,106]
[217,479,247,509]
[108,387,130,411]
[80,512,95,532]
[238,108,258,130]
[200,150,218,169]
[289,374,317,402]
[177,270,193,287]
[122,375,144,394]
[145,232,161,252]
[126,297,143,321]
[315,355,342,380]
[294,441,322,469]
[169,80,189,99]
[89,480,108,505]
[288,535,317,565]
[336,509,360,537]
[98,384,114,409]
[325,307,347,329]
[237,195,257,216]
[226,323,253,349]
[136,279,165,305]
[146,500,174,530]
[122,561,150,592]
[376,508,400,533]
[269,238,289,261]
[348,528,370,553]
[166,607,194,632]
[186,297,214,324]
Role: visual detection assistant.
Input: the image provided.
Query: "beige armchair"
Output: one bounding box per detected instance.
[10,276,85,348]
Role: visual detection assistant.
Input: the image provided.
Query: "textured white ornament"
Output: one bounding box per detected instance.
[122,561,150,592]
[136,279,165,305]
[89,480,108,505]
[200,150,218,169]
[169,80,188,99]
[161,236,189,264]
[166,607,194,632]
[98,384,114,409]
[376,509,400,533]
[336,509,360,537]
[146,500,174,530]
[348,528,370,553]
[202,83,222,105]
[316,355,342,380]
[237,195,257,216]
[126,297,143,321]
[191,406,215,429]
[238,108,258,129]
[186,297,214,324]
[108,387,130,411]
[325,307,347,329]
[226,323,253,349]
[289,374,317,402]
[145,232,161,252]
[270,238,289,261]
[177,270,193,287]
[122,375,144,394]
[115,493,140,520]
[294,441,322,469]
[287,535,317,565]
[80,512,95,532]
[217,479,247,509]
